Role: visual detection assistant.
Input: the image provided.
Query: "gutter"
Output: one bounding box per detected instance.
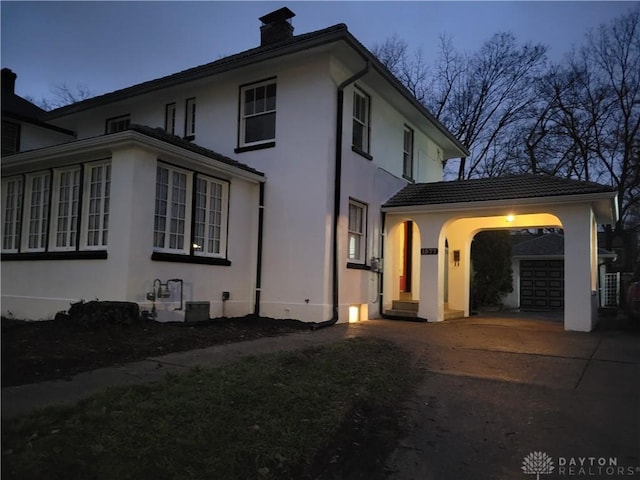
[312,60,370,329]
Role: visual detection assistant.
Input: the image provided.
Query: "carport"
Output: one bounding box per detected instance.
[381,174,618,332]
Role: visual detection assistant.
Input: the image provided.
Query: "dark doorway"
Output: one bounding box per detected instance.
[400,221,413,293]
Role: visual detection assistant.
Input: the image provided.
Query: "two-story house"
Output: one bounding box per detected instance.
[1,8,618,331]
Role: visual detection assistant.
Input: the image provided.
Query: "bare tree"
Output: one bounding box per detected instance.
[373,32,547,179]
[27,82,92,111]
[526,6,640,233]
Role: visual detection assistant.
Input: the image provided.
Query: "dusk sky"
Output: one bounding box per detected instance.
[1,1,637,104]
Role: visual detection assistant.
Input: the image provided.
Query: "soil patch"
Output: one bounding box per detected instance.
[1,315,310,387]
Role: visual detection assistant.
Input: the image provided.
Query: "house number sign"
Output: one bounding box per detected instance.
[420,248,438,255]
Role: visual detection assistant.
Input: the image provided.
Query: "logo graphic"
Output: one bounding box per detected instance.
[522,451,555,479]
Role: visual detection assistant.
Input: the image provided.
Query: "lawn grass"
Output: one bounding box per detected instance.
[2,337,416,480]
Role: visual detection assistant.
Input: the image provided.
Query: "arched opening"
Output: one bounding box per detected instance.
[383,218,421,317]
[442,212,565,320]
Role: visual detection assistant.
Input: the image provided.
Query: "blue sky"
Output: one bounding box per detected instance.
[1,1,636,102]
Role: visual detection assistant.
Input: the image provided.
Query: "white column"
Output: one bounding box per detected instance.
[414,214,448,322]
[562,206,597,331]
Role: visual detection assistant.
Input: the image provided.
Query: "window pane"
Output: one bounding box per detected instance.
[2,178,22,251]
[244,89,255,115]
[245,112,276,143]
[266,83,277,111]
[352,121,364,150]
[85,163,110,248]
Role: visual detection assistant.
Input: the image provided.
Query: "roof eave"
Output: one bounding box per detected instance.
[382,191,619,224]
[45,26,350,119]
[1,131,265,183]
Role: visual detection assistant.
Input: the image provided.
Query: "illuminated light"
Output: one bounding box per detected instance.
[192,243,202,250]
[506,214,515,223]
[349,305,360,323]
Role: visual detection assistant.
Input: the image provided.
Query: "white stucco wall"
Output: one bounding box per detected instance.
[1,141,261,321]
[23,46,456,324]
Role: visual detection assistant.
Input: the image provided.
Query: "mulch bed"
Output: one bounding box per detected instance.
[1,315,310,388]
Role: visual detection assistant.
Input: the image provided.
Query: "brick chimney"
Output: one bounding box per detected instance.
[2,68,17,94]
[259,7,295,46]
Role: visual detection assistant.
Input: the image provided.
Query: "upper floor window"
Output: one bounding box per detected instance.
[403,126,414,180]
[185,98,196,139]
[240,79,277,147]
[106,115,130,134]
[352,88,370,154]
[165,103,176,135]
[348,199,367,264]
[1,121,20,155]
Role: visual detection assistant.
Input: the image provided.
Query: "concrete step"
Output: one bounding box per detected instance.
[385,309,418,318]
[444,309,465,320]
[391,300,419,312]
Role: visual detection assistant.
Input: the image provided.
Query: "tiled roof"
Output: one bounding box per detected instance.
[46,24,349,118]
[383,174,615,208]
[126,125,264,177]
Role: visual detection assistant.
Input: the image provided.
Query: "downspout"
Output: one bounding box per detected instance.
[313,60,370,329]
[254,182,265,316]
[378,211,386,318]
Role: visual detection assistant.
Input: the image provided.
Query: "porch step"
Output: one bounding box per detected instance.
[385,309,418,318]
[385,299,419,318]
[391,300,419,312]
[444,309,465,320]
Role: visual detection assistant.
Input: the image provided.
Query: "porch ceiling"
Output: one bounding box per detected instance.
[382,174,618,224]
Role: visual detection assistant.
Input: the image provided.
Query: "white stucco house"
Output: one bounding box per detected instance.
[1,8,618,331]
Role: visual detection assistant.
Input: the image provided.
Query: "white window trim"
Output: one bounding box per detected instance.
[106,115,131,134]
[348,199,367,264]
[239,78,277,148]
[185,98,196,138]
[154,163,193,255]
[352,87,370,154]
[403,125,414,180]
[193,175,229,258]
[81,161,111,250]
[1,176,23,253]
[21,171,50,253]
[165,103,176,135]
[49,166,81,252]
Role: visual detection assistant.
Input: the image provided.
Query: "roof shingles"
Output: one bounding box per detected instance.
[383,174,615,208]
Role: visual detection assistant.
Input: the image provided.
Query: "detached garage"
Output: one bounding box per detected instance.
[504,233,616,312]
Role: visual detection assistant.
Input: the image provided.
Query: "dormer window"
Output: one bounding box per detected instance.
[106,115,130,134]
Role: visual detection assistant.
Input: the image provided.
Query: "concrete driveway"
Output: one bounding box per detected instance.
[2,314,639,479]
[368,315,640,480]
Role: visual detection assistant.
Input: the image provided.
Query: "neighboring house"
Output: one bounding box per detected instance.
[1,68,75,155]
[1,8,618,331]
[502,233,617,310]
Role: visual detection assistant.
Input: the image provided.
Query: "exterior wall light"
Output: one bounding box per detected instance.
[506,214,515,222]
